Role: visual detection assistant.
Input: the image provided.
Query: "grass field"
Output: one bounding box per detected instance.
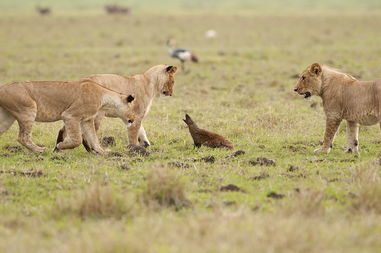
[0,1,381,252]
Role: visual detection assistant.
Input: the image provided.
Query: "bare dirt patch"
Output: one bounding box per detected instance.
[225,150,246,159]
[220,184,244,192]
[101,136,116,147]
[120,163,131,170]
[50,155,67,161]
[1,169,44,178]
[249,157,276,166]
[287,165,300,172]
[267,191,285,199]
[201,155,215,163]
[128,144,149,157]
[4,145,23,153]
[168,161,190,169]
[251,171,270,181]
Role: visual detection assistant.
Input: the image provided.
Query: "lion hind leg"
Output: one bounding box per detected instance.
[345,121,359,154]
[55,119,82,151]
[0,107,15,135]
[17,119,46,155]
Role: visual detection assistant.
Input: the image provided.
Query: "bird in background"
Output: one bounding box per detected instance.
[167,39,198,72]
[183,114,234,149]
[36,6,51,15]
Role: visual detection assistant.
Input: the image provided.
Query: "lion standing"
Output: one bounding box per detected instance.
[56,64,177,151]
[294,63,381,154]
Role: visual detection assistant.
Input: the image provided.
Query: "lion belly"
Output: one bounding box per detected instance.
[357,114,380,126]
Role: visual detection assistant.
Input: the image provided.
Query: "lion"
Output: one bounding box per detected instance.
[294,63,381,154]
[0,80,135,155]
[55,64,177,152]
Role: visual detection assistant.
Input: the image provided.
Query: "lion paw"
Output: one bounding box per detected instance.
[314,147,331,154]
[33,146,47,155]
[344,147,359,154]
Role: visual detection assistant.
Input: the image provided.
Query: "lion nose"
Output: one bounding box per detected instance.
[294,88,298,92]
[163,91,167,95]
[128,119,134,124]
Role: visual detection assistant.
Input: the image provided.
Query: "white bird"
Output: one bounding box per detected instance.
[167,39,198,72]
[205,29,217,39]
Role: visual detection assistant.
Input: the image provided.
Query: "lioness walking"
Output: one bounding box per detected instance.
[0,80,135,155]
[294,63,381,154]
[55,64,177,152]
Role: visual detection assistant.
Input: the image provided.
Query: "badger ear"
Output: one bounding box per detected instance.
[310,63,322,76]
[126,94,135,103]
[166,65,177,74]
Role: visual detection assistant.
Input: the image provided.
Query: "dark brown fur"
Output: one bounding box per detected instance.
[183,114,233,149]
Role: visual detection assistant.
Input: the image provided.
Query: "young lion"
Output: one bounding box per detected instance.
[294,63,381,154]
[55,64,177,152]
[0,80,135,155]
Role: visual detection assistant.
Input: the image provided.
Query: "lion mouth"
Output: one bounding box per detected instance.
[303,92,311,98]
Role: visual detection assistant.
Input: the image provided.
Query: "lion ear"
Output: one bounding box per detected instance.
[125,94,135,103]
[166,65,177,74]
[310,63,322,76]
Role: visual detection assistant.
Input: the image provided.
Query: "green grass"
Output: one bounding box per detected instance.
[1,1,381,252]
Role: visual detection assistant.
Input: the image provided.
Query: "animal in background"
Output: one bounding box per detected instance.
[104,4,130,15]
[183,114,233,149]
[167,39,198,72]
[36,6,51,15]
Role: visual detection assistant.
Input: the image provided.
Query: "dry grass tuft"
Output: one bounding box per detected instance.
[352,183,381,214]
[351,164,380,184]
[55,182,134,219]
[282,188,325,217]
[351,164,381,214]
[142,166,191,210]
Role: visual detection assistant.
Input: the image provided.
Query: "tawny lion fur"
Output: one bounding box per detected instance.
[56,64,177,152]
[294,63,381,154]
[0,80,135,155]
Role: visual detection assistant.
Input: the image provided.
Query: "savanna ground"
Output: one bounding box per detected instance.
[1,0,381,252]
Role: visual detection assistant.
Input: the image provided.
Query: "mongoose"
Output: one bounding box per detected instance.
[183,114,233,149]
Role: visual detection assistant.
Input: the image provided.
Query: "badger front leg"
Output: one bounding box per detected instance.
[314,117,341,154]
[345,121,359,154]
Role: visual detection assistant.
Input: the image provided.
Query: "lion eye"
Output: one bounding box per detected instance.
[301,76,306,81]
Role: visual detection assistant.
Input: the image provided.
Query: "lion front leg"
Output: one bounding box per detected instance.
[81,113,104,153]
[138,125,150,147]
[314,118,341,154]
[345,121,359,154]
[80,119,104,155]
[127,118,142,146]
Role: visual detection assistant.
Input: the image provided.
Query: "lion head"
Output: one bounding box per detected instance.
[294,63,323,98]
[121,94,136,127]
[161,65,177,96]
